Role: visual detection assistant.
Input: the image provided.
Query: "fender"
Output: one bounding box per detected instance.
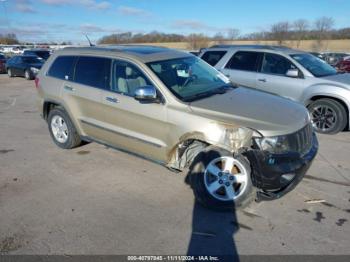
[300,84,350,129]
[42,98,86,137]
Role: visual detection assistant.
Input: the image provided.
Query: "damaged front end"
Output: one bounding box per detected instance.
[245,125,319,201]
[167,121,318,202]
[166,124,256,171]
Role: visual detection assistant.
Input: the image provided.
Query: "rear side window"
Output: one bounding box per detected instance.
[74,56,111,89]
[48,56,76,80]
[226,51,261,72]
[201,51,227,66]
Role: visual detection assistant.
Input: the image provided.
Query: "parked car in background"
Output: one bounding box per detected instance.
[0,53,7,73]
[6,55,44,80]
[309,52,325,60]
[199,45,350,134]
[335,58,350,73]
[23,49,51,61]
[35,46,318,211]
[322,52,350,66]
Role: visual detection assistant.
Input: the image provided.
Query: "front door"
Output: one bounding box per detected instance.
[256,52,306,101]
[99,59,169,163]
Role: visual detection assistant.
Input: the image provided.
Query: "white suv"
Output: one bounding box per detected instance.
[199,45,350,134]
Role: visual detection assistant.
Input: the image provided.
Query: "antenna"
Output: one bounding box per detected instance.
[85,34,94,47]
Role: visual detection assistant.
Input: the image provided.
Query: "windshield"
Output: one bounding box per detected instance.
[290,53,337,77]
[22,56,43,64]
[147,56,231,102]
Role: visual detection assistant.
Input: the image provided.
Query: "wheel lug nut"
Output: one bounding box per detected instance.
[229,176,234,180]
[219,180,223,184]
[225,182,230,186]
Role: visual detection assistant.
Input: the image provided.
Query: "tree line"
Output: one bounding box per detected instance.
[1,16,349,49]
[97,17,349,49]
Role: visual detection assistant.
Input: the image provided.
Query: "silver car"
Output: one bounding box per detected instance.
[200,45,350,134]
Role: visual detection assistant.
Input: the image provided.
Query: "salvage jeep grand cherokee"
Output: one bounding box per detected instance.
[35,46,318,210]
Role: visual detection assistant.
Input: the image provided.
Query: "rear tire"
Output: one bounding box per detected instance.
[48,107,82,149]
[308,98,347,134]
[187,146,255,211]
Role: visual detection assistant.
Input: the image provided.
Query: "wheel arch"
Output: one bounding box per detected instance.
[307,94,349,130]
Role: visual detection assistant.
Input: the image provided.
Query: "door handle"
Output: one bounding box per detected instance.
[106,96,119,103]
[258,78,267,82]
[64,85,75,92]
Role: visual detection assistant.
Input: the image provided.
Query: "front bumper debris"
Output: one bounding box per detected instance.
[245,133,318,201]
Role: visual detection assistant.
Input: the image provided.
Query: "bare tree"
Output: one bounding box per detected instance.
[213,32,225,44]
[270,22,290,44]
[314,16,334,50]
[227,28,240,40]
[187,33,210,50]
[293,19,309,48]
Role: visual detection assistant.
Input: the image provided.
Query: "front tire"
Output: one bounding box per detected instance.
[7,68,13,77]
[187,146,255,211]
[308,98,347,134]
[48,107,82,149]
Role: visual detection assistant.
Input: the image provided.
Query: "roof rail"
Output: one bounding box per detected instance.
[209,44,291,50]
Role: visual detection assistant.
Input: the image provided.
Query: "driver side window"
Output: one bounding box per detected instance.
[111,60,151,97]
[261,53,296,76]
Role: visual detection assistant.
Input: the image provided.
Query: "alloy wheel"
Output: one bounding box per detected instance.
[204,156,248,201]
[51,115,69,143]
[310,105,337,132]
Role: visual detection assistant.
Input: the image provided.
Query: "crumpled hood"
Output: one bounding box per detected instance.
[189,87,310,137]
[321,73,350,89]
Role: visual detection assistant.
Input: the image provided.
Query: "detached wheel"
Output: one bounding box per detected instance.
[308,98,347,134]
[24,69,33,80]
[188,147,255,211]
[7,68,13,77]
[48,107,82,149]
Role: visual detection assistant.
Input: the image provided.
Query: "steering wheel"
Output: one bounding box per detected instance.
[182,74,198,88]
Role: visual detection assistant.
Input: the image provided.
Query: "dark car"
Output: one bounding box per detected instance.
[23,49,51,61]
[309,52,325,60]
[0,53,7,73]
[323,52,349,66]
[6,55,44,80]
[336,58,350,73]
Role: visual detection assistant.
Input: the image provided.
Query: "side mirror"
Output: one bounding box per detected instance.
[286,69,299,78]
[134,85,158,103]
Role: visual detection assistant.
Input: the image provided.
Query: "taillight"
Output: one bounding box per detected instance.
[34,77,39,89]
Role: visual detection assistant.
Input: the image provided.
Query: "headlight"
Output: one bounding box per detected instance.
[254,135,291,154]
[30,67,39,74]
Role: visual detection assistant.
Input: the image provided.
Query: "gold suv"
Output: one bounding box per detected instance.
[36,46,318,210]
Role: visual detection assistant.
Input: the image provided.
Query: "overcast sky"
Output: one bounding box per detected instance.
[1,0,349,43]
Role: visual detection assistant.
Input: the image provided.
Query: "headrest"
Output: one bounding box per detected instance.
[126,67,132,76]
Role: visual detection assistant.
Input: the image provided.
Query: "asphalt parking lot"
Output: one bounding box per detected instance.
[0,74,349,256]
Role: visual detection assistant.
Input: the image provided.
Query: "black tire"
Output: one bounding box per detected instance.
[187,146,255,211]
[24,69,33,80]
[308,98,347,134]
[47,107,82,149]
[7,68,13,77]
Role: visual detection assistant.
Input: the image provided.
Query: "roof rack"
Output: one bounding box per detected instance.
[209,44,291,50]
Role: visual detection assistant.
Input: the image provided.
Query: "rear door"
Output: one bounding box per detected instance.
[256,52,306,100]
[98,59,169,162]
[62,56,112,139]
[12,57,23,75]
[219,51,262,88]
